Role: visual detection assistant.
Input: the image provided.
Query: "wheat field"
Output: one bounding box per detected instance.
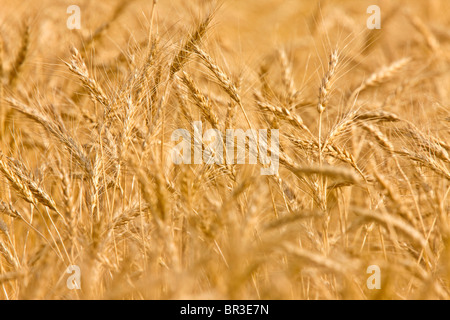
[0,0,449,300]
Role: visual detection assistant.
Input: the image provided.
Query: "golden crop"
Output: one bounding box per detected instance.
[0,0,449,300]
